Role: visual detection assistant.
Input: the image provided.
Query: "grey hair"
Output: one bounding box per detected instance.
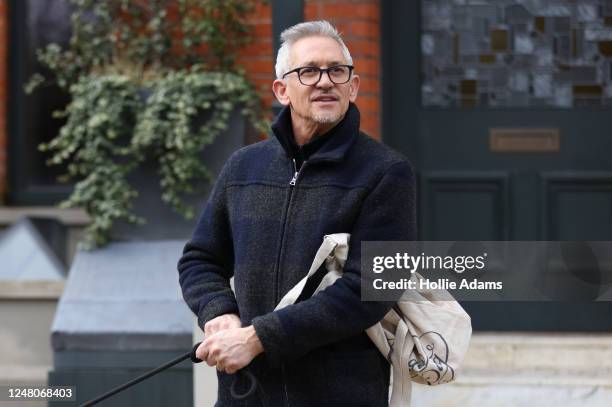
[275,20,353,79]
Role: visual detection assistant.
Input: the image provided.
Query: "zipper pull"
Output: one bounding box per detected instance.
[289,158,299,186]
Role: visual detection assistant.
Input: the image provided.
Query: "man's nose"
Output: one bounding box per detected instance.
[316,71,334,89]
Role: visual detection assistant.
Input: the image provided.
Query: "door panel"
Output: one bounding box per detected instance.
[542,173,612,240]
[421,172,510,240]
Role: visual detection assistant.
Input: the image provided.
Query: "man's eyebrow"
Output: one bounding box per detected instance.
[300,60,344,67]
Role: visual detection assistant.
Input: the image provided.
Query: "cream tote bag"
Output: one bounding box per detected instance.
[275,234,472,407]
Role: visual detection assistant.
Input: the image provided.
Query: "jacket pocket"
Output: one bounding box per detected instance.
[323,348,389,407]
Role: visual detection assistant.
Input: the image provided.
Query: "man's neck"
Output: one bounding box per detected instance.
[290,111,342,146]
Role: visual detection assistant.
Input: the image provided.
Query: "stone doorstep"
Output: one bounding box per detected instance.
[453,371,612,388]
[0,281,65,300]
[410,382,612,407]
[454,332,612,387]
[471,332,612,346]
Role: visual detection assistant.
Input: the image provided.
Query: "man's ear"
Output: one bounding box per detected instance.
[272,79,291,106]
[348,74,360,103]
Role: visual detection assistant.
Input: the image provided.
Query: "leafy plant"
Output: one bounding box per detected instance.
[27,0,269,249]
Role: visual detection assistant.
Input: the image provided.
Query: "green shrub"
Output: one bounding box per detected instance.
[27,0,269,249]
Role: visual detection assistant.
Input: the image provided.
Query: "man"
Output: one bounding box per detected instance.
[178,20,416,406]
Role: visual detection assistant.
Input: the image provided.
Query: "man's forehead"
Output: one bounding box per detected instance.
[290,36,347,66]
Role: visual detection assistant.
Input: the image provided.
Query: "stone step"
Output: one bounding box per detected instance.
[411,333,612,407]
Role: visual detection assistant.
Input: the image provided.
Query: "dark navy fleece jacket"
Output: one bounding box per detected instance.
[178,103,417,406]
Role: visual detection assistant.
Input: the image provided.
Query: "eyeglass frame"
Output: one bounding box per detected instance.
[281,64,355,86]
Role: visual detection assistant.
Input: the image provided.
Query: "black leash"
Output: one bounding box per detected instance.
[78,341,268,407]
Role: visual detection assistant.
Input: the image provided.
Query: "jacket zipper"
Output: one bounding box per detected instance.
[281,364,291,407]
[274,157,305,303]
[289,158,299,186]
[274,157,306,407]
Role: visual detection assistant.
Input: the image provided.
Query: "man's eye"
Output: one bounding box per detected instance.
[330,66,347,74]
[300,68,318,76]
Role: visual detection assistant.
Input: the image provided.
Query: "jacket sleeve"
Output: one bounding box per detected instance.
[177,160,238,331]
[251,160,417,367]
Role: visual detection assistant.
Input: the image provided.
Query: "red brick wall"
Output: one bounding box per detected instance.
[0,0,6,203]
[237,2,275,113]
[304,0,381,139]
[239,0,381,140]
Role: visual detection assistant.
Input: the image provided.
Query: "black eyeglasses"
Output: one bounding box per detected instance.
[282,65,354,86]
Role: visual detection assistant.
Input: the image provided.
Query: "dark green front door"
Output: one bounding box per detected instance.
[382,0,612,331]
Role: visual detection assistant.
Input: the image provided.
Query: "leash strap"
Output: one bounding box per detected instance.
[78,342,200,407]
[78,341,265,406]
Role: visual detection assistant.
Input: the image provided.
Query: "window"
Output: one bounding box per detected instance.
[421,0,612,108]
[8,0,72,205]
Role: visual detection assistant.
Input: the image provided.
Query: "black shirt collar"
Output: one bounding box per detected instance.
[271,102,360,166]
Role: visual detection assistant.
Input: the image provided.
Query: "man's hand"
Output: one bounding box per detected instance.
[203,313,241,336]
[196,326,264,374]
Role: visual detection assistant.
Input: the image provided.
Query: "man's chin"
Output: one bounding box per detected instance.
[311,111,343,124]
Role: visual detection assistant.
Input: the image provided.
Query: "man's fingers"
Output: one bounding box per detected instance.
[225,363,238,375]
[195,341,209,363]
[198,337,221,367]
[215,358,239,374]
[204,322,216,337]
[206,343,220,367]
[205,349,217,366]
[204,319,219,336]
[204,314,242,337]
[198,327,256,374]
[205,322,226,336]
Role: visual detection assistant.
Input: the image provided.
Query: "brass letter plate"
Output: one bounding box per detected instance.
[490,128,560,153]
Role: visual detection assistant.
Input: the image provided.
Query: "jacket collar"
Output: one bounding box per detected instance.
[271,102,360,163]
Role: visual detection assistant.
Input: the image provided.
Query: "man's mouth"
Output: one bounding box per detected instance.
[312,95,339,103]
